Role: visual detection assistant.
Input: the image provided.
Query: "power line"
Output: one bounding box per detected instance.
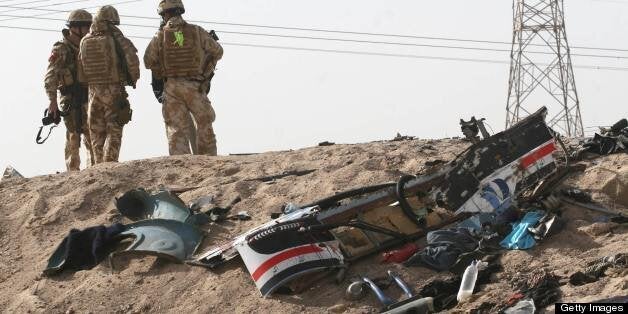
[0,0,89,17]
[119,14,628,54]
[0,0,142,22]
[2,13,628,60]
[2,23,628,72]
[3,3,628,54]
[0,0,55,11]
[0,0,140,22]
[0,0,58,11]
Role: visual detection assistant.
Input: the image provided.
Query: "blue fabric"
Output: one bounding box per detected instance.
[500,211,544,250]
[457,203,517,232]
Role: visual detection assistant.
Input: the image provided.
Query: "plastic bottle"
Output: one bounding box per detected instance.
[456,260,479,302]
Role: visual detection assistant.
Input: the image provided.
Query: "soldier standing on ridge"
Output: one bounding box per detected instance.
[78,5,139,164]
[44,10,94,171]
[144,0,223,156]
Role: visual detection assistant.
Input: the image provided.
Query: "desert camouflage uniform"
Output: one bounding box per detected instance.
[79,19,139,163]
[44,29,93,171]
[144,16,223,156]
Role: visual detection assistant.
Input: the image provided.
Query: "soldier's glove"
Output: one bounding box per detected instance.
[151,76,165,104]
[198,72,215,95]
[115,95,133,126]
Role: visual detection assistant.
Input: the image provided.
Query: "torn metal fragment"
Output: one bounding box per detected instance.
[115,188,193,223]
[236,217,345,297]
[434,107,558,214]
[2,166,23,180]
[191,107,559,297]
[111,219,203,265]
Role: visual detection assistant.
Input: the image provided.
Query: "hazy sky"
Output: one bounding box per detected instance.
[0,0,627,177]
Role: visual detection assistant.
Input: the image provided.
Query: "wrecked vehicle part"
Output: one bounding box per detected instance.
[362,277,395,306]
[540,194,562,211]
[396,174,430,226]
[608,118,628,134]
[460,116,491,143]
[569,253,627,286]
[525,162,587,202]
[236,216,344,297]
[192,107,557,296]
[363,271,435,314]
[561,188,592,203]
[382,296,435,314]
[434,107,558,214]
[191,205,321,268]
[305,220,408,239]
[245,169,316,183]
[189,195,214,212]
[527,214,564,240]
[561,197,626,217]
[387,270,414,298]
[115,188,193,223]
[301,182,398,210]
[2,165,23,180]
[110,219,203,267]
[346,280,367,300]
[192,172,452,269]
[574,119,628,159]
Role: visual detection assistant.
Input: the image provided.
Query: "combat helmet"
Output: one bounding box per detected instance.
[66,9,92,27]
[95,5,120,25]
[157,0,185,15]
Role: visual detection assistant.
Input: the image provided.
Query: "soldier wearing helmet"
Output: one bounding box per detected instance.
[78,5,140,164]
[44,9,94,171]
[145,0,223,156]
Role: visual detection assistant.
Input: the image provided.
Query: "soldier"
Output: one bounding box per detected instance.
[144,0,223,156]
[78,5,139,164]
[44,10,94,171]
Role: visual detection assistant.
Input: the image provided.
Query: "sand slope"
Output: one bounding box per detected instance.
[0,139,626,313]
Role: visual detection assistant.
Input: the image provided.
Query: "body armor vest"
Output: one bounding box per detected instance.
[162,23,204,78]
[80,34,120,84]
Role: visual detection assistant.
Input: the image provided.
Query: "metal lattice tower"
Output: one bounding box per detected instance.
[505,0,584,137]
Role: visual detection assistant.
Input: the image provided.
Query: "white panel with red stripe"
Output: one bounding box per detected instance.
[455,139,557,214]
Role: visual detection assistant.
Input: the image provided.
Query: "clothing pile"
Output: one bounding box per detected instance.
[44,224,125,276]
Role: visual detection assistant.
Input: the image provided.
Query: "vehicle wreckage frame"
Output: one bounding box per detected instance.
[184,106,566,297]
[43,106,567,298]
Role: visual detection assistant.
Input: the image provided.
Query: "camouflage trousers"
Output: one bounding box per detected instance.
[63,103,94,171]
[163,78,216,156]
[87,85,125,164]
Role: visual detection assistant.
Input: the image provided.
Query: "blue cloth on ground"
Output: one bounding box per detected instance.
[500,211,544,250]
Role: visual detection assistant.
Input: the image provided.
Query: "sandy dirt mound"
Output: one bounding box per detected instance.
[0,139,626,313]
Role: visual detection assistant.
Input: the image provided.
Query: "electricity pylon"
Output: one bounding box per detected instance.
[505,0,584,137]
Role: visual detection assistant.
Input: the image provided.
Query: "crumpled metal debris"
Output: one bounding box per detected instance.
[193,107,560,297]
[459,116,490,143]
[112,188,206,266]
[111,219,203,265]
[115,188,194,223]
[573,118,628,160]
[569,253,627,286]
[434,108,558,215]
[2,166,23,180]
[359,271,435,314]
